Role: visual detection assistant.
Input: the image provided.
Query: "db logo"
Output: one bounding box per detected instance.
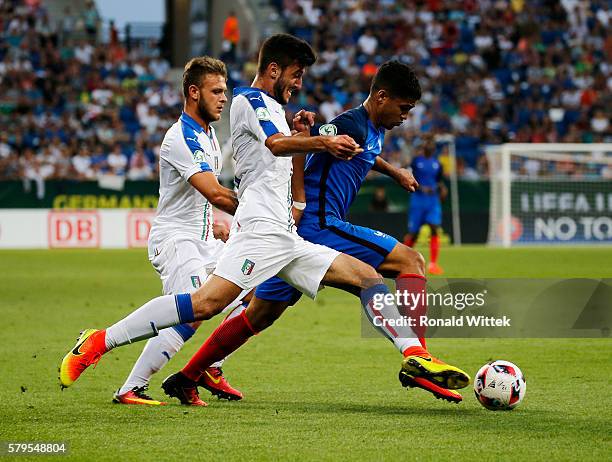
[48,211,100,248]
[127,211,155,248]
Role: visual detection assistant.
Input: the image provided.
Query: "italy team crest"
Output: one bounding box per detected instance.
[241,259,255,276]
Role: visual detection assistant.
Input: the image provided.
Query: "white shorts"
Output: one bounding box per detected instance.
[150,236,248,312]
[150,236,225,294]
[213,221,340,299]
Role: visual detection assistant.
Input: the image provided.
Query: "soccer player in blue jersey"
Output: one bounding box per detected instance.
[403,133,447,275]
[167,61,469,404]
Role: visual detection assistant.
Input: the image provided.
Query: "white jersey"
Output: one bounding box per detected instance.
[230,87,294,230]
[148,112,222,259]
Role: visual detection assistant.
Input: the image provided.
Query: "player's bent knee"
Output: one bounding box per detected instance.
[246,300,288,331]
[397,244,426,275]
[412,249,426,274]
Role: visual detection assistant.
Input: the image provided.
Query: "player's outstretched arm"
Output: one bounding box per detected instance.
[373,156,419,192]
[189,171,238,215]
[265,133,363,160]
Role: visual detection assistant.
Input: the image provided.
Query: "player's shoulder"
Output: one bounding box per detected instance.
[160,119,184,150]
[233,87,277,122]
[319,106,368,143]
[232,87,275,110]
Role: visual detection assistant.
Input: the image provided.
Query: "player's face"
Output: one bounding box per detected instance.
[378,94,417,130]
[195,73,228,122]
[274,63,305,104]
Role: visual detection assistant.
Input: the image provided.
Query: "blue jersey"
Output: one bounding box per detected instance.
[255,105,399,305]
[301,105,385,226]
[410,155,442,196]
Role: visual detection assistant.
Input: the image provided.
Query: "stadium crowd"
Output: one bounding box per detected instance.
[0,0,176,185]
[274,0,611,178]
[0,0,610,185]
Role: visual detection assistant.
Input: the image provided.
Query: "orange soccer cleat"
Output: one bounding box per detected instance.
[113,385,166,405]
[427,262,444,275]
[59,329,107,388]
[198,367,243,401]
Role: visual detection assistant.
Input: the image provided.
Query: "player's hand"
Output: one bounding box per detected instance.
[291,206,304,225]
[323,135,363,160]
[439,184,448,202]
[394,168,419,192]
[292,109,315,133]
[213,222,230,242]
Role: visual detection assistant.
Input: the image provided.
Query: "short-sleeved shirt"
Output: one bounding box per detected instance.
[148,112,222,258]
[230,87,294,231]
[300,105,386,227]
[410,155,442,197]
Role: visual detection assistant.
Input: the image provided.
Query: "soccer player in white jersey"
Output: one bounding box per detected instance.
[111,57,247,405]
[60,35,464,406]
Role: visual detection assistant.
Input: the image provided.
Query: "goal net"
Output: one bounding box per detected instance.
[487,143,612,247]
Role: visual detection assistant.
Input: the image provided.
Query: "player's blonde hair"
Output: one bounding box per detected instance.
[182,56,227,97]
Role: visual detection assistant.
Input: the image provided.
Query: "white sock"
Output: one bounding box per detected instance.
[361,284,421,353]
[118,327,186,394]
[209,302,248,368]
[105,294,194,350]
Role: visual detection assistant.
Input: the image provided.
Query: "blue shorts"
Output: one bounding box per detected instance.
[408,194,441,234]
[255,216,398,304]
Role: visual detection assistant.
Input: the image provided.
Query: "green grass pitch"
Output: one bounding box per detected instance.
[1,247,611,461]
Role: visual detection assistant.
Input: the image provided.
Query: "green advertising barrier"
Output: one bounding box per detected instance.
[0,179,491,242]
[0,180,159,209]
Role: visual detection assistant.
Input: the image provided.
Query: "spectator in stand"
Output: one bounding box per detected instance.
[127,148,153,180]
[319,93,343,123]
[72,145,95,180]
[83,0,100,41]
[107,144,128,176]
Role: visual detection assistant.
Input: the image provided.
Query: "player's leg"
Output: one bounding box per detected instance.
[59,273,243,389]
[377,242,468,394]
[59,225,294,389]
[162,278,297,405]
[113,323,199,405]
[426,224,443,275]
[304,220,468,393]
[115,239,210,404]
[196,299,249,401]
[403,200,425,247]
[298,220,423,351]
[425,197,443,274]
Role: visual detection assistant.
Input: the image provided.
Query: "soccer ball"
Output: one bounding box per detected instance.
[474,360,526,411]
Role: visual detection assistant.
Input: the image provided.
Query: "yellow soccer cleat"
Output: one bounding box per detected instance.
[401,346,470,390]
[59,329,107,388]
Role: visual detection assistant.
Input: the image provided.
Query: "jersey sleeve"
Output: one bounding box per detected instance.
[232,94,280,141]
[313,112,366,147]
[162,124,213,182]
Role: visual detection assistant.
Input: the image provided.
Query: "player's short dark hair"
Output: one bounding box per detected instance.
[257,34,316,74]
[182,56,227,97]
[370,61,421,101]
